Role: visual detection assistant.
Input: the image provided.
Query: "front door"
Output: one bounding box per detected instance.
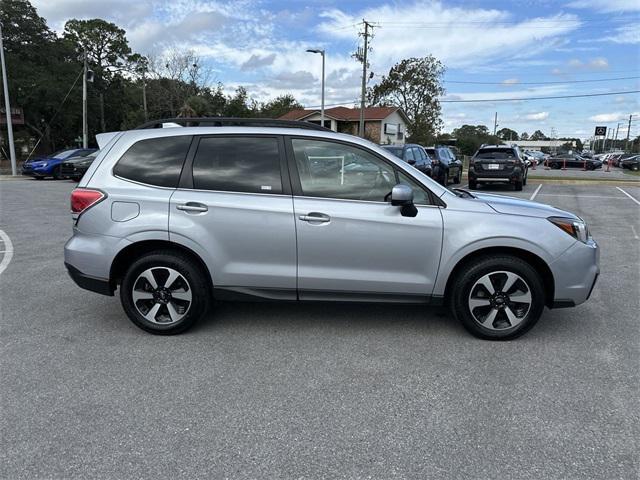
[287,137,443,300]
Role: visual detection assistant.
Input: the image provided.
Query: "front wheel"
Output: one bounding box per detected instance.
[468,179,477,189]
[450,255,545,340]
[514,179,523,191]
[52,166,62,180]
[120,251,211,334]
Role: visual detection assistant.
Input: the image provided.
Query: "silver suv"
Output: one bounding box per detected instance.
[64,119,599,340]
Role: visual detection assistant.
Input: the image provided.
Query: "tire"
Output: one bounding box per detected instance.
[522,170,528,186]
[452,168,461,184]
[442,170,449,186]
[551,162,560,170]
[120,250,211,334]
[514,179,523,191]
[52,166,62,180]
[450,255,545,340]
[34,176,44,180]
[468,179,477,190]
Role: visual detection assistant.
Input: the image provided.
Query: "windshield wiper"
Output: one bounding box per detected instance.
[452,188,476,198]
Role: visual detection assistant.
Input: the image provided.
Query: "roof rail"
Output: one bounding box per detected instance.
[134,117,332,131]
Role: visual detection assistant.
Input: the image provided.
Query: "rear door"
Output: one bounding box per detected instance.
[287,137,443,300]
[169,135,297,298]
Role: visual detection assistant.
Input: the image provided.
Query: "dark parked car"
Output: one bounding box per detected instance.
[620,155,639,171]
[468,145,528,191]
[548,154,602,170]
[381,144,432,176]
[425,146,462,186]
[22,148,97,179]
[61,151,99,181]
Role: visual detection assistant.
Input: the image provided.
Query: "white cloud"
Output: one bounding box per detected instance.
[601,24,640,44]
[525,112,550,120]
[502,78,519,85]
[566,0,640,12]
[317,3,581,69]
[589,112,626,122]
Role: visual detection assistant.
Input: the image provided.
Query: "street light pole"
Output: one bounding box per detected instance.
[0,22,17,176]
[306,49,325,128]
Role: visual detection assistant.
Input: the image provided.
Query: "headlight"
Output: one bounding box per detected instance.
[548,216,589,243]
[39,163,48,168]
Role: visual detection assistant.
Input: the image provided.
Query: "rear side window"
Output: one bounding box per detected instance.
[192,136,282,194]
[114,136,191,187]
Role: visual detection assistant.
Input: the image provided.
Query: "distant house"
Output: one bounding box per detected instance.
[279,106,409,145]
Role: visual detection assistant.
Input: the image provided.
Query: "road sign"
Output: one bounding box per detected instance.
[595,126,607,136]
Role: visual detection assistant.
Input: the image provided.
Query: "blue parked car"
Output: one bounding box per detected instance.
[22,148,97,179]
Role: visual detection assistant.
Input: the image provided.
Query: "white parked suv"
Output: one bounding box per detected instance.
[65,118,599,340]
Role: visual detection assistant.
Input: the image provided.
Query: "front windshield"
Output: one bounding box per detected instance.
[382,146,403,158]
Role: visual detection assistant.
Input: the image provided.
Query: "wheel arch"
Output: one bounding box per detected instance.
[110,240,213,292]
[443,246,555,308]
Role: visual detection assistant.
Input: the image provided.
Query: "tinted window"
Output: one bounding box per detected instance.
[476,149,517,160]
[192,136,282,194]
[425,148,437,159]
[292,139,395,202]
[114,136,191,187]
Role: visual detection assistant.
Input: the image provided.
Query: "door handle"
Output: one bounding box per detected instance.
[299,212,330,223]
[176,202,208,213]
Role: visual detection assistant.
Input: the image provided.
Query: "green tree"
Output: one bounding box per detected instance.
[63,19,134,132]
[368,56,445,144]
[496,127,519,141]
[452,124,502,155]
[520,132,529,140]
[259,94,302,118]
[530,130,548,140]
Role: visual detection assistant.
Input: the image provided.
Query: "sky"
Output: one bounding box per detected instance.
[33,0,640,142]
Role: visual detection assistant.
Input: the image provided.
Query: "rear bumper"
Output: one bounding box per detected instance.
[65,262,114,296]
[469,168,522,182]
[549,238,600,308]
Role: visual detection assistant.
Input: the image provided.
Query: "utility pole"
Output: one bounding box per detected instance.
[625,114,633,152]
[493,112,498,136]
[82,50,88,149]
[142,70,148,122]
[357,20,373,138]
[0,22,17,176]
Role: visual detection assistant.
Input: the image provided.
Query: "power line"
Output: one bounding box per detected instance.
[444,76,640,85]
[441,90,640,103]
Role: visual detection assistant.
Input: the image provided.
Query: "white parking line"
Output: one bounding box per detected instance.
[631,225,639,240]
[537,194,628,199]
[529,184,542,201]
[616,187,640,206]
[0,229,14,276]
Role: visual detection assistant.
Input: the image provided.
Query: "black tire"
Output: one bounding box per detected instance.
[34,176,44,180]
[450,255,545,340]
[452,168,461,184]
[468,179,477,190]
[551,162,560,170]
[120,250,211,334]
[522,170,528,186]
[52,166,62,180]
[514,179,523,191]
[442,170,449,186]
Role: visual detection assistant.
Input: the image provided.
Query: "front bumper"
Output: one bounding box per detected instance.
[549,238,600,308]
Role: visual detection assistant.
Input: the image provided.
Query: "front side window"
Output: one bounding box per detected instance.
[192,136,282,194]
[292,139,396,202]
[404,148,416,162]
[397,171,431,205]
[113,136,192,187]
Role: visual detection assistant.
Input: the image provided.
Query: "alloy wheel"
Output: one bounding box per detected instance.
[468,270,532,330]
[132,267,192,325]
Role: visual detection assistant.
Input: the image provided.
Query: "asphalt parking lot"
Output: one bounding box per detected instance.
[1,178,639,479]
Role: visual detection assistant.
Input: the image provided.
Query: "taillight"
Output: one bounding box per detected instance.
[71,188,105,215]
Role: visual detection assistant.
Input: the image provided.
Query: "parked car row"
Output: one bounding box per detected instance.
[381,143,463,187]
[22,148,98,181]
[547,153,603,170]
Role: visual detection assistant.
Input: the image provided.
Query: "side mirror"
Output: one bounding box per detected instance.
[390,184,414,206]
[407,159,416,165]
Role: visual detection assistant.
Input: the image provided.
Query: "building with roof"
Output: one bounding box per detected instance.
[279,106,409,145]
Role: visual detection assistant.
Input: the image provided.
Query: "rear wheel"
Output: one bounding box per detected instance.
[514,179,523,191]
[450,255,545,340]
[52,166,62,180]
[120,251,211,334]
[551,162,560,170]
